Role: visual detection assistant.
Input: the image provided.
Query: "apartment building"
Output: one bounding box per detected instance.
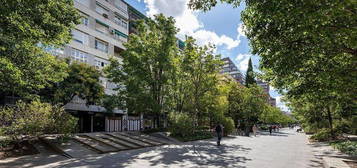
[256,79,277,107]
[49,0,146,133]
[220,57,245,85]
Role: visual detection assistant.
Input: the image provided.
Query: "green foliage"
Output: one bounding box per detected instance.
[40,62,104,106]
[0,0,80,97]
[0,100,78,141]
[173,131,213,142]
[168,112,195,137]
[260,104,293,125]
[171,36,222,124]
[228,83,267,126]
[245,58,256,87]
[334,119,352,134]
[105,14,178,122]
[330,140,357,156]
[142,127,168,134]
[222,117,235,135]
[189,0,357,140]
[352,116,357,135]
[310,128,332,142]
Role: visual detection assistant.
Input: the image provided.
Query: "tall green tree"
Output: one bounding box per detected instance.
[228,82,267,135]
[105,14,178,127]
[245,57,256,87]
[40,62,104,106]
[172,37,222,124]
[0,0,80,97]
[189,0,357,138]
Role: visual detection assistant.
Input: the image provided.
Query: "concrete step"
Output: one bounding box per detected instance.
[74,135,118,153]
[106,133,151,148]
[127,132,168,145]
[86,133,136,150]
[40,136,97,158]
[117,132,163,146]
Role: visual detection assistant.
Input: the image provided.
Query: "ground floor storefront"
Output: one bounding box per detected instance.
[69,111,145,133]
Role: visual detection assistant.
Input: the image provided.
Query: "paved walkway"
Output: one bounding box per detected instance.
[0,129,348,168]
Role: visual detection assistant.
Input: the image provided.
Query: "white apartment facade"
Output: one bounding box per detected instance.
[53,0,142,133]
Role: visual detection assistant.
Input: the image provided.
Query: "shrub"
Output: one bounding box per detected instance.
[168,112,195,137]
[196,125,210,131]
[222,117,235,136]
[330,140,357,156]
[175,131,213,142]
[142,127,168,134]
[259,125,268,130]
[334,119,351,134]
[0,100,77,141]
[310,128,331,141]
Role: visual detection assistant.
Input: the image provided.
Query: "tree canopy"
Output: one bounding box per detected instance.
[105,14,178,126]
[40,62,105,106]
[0,0,80,97]
[189,0,357,138]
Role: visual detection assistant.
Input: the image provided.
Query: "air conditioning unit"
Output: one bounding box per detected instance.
[102,13,108,18]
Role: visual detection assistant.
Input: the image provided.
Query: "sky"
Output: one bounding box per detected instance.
[124,0,288,111]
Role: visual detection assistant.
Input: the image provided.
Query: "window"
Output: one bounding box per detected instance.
[114,0,127,13]
[42,45,64,56]
[95,20,110,34]
[96,2,109,17]
[81,14,89,26]
[94,57,108,69]
[71,49,88,63]
[72,29,89,45]
[75,0,90,7]
[112,29,128,41]
[114,14,128,29]
[95,39,108,53]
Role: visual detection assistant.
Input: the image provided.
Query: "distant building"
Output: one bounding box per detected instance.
[220,57,245,85]
[269,97,276,107]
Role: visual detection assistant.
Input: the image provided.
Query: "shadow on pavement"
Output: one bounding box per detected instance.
[71,138,252,168]
[258,131,292,137]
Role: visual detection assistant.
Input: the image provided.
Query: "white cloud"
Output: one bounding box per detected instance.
[142,0,239,50]
[237,23,246,38]
[235,53,251,72]
[192,30,240,50]
[144,0,202,36]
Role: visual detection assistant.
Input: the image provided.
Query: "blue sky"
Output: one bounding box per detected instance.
[124,0,287,111]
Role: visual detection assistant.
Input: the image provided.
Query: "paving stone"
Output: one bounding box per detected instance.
[323,157,350,168]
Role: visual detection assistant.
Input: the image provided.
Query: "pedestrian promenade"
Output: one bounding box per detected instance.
[0,129,349,168]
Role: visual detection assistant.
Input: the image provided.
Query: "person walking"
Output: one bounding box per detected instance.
[215,123,223,146]
[252,124,258,136]
[269,125,273,135]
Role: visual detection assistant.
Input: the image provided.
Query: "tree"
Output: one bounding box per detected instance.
[105,14,178,127]
[189,0,356,139]
[245,57,256,87]
[172,37,222,124]
[0,0,80,97]
[228,82,267,135]
[40,62,104,106]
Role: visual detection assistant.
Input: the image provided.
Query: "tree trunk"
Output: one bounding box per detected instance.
[327,107,334,139]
